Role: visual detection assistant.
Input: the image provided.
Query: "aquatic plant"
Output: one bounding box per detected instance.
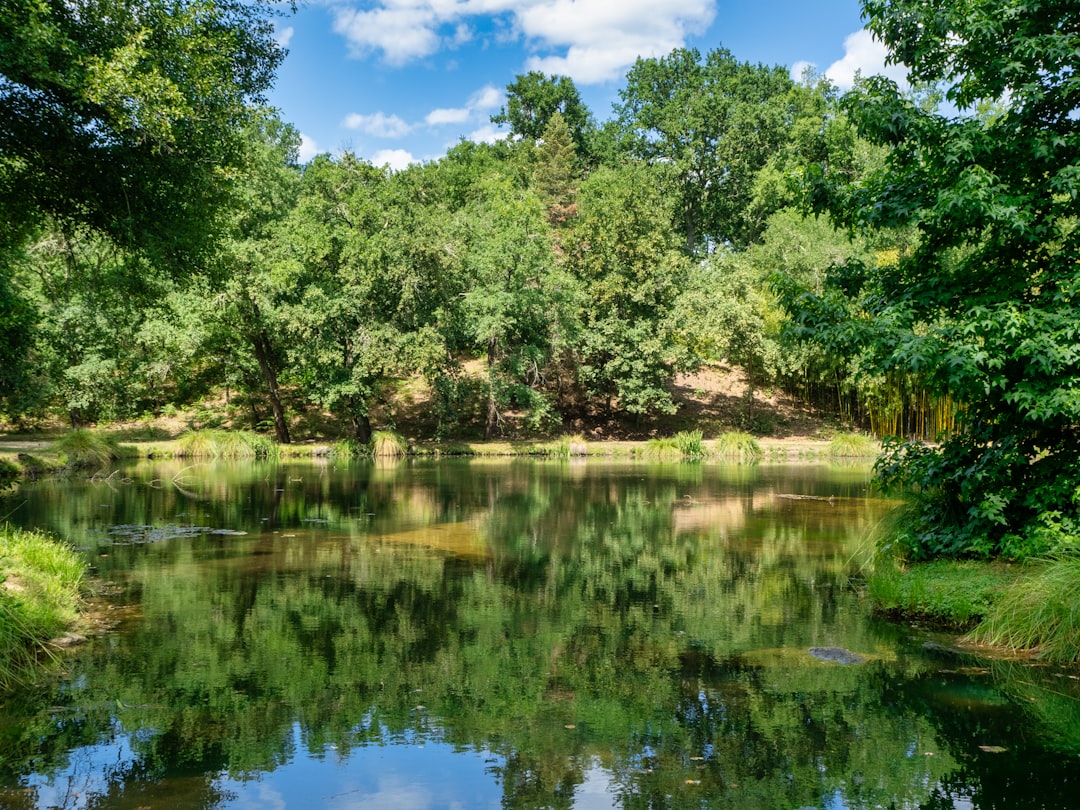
[174,429,277,459]
[644,436,681,459]
[972,556,1080,662]
[675,429,706,458]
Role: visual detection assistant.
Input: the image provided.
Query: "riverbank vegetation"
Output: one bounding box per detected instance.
[0,526,86,688]
[1,0,1079,660]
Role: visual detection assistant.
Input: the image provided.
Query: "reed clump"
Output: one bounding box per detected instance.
[50,429,126,468]
[828,432,880,458]
[370,430,408,458]
[174,429,277,459]
[712,431,762,462]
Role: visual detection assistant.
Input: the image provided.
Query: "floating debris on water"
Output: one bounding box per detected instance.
[102,524,248,544]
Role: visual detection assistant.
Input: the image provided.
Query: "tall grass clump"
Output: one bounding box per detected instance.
[370,430,408,458]
[50,429,124,468]
[675,429,706,459]
[644,436,681,460]
[0,525,86,688]
[712,431,761,462]
[174,429,277,459]
[331,439,368,458]
[828,432,880,458]
[972,556,1080,662]
[548,434,588,458]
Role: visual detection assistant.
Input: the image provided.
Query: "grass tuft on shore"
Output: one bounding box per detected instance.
[174,429,277,459]
[713,431,761,462]
[828,432,880,458]
[971,556,1080,662]
[0,525,86,689]
[50,429,126,468]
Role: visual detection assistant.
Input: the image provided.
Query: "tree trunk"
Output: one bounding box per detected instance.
[351,410,372,444]
[250,329,291,444]
[485,336,498,440]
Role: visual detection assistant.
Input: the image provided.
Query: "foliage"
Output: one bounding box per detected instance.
[0,525,85,689]
[567,163,692,415]
[801,0,1080,558]
[0,0,286,268]
[973,556,1080,663]
[491,71,593,155]
[613,47,796,251]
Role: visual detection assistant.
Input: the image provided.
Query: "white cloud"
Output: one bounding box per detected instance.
[467,124,506,144]
[328,0,715,84]
[468,84,503,111]
[298,133,320,162]
[275,25,294,48]
[789,59,816,84]
[341,112,414,138]
[825,29,908,91]
[370,148,417,171]
[426,107,471,125]
[424,83,503,128]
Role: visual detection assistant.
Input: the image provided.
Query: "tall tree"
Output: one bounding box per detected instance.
[567,163,692,416]
[0,0,285,266]
[613,47,795,253]
[492,71,593,156]
[805,0,1080,558]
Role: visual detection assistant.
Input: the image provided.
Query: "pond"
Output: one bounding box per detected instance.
[1,458,1079,809]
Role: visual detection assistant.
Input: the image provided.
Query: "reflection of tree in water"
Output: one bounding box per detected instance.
[3,461,1075,807]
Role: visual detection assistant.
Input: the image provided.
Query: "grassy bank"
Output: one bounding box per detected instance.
[0,525,87,688]
[865,555,1080,663]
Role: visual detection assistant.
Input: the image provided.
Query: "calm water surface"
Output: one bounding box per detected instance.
[1,459,1079,809]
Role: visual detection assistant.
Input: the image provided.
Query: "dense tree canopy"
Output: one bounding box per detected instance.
[799,0,1080,557]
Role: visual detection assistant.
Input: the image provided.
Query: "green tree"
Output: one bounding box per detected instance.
[454,175,565,437]
[533,112,580,229]
[0,0,286,267]
[492,71,593,156]
[613,47,795,253]
[567,163,692,416]
[805,0,1080,558]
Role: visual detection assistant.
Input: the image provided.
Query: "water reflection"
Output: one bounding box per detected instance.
[0,460,1078,809]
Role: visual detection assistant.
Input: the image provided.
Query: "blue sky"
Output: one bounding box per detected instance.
[267,0,907,168]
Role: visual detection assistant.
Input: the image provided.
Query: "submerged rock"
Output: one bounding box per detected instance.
[809,646,866,665]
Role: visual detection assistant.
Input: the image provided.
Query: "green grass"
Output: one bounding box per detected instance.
[370,430,408,458]
[828,432,880,458]
[675,429,706,458]
[0,525,86,689]
[972,556,1080,662]
[545,434,589,458]
[865,559,1017,628]
[174,429,277,459]
[644,436,681,460]
[50,429,127,468]
[712,431,762,462]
